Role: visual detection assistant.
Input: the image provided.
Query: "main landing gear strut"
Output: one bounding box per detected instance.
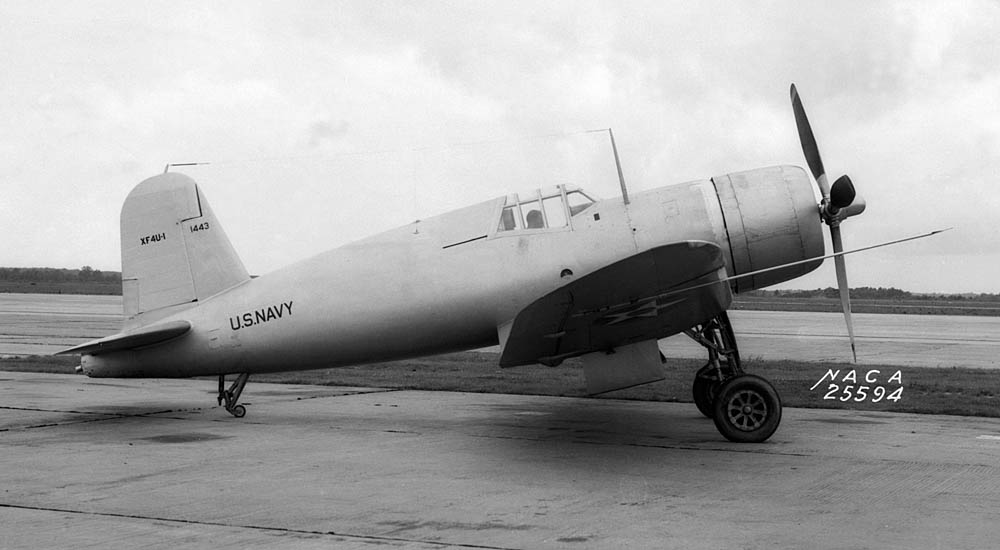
[218,373,250,418]
[684,312,782,443]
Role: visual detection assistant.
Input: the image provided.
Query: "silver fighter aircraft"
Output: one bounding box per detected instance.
[59,85,937,443]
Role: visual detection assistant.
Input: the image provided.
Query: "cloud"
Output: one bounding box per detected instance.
[307,119,350,148]
[3,0,999,292]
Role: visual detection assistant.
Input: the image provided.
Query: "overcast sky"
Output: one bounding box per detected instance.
[3,1,998,293]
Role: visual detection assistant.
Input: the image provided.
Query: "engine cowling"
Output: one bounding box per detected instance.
[712,165,825,292]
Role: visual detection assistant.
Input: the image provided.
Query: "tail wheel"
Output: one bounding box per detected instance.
[712,374,782,443]
[218,373,251,418]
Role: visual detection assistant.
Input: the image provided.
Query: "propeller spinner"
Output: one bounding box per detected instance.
[790,84,865,362]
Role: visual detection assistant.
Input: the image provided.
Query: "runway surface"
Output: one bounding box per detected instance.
[0,293,120,355]
[3,293,998,368]
[3,371,999,549]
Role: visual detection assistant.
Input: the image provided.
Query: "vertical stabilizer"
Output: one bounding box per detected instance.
[120,173,249,326]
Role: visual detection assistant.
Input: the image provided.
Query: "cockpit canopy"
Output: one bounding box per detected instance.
[497,185,595,232]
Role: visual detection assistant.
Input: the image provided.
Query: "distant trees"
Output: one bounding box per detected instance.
[0,267,120,285]
[0,268,996,302]
[745,287,1000,302]
[850,287,912,300]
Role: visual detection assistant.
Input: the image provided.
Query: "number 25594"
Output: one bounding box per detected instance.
[823,384,902,403]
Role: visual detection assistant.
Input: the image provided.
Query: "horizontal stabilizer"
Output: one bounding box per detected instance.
[56,320,191,356]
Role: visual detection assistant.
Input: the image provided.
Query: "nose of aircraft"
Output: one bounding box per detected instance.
[711,165,825,293]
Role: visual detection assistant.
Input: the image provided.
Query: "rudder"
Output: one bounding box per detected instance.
[120,173,249,326]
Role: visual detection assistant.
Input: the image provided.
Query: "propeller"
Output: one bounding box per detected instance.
[790,84,865,362]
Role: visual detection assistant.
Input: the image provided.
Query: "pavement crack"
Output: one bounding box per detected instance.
[289,387,403,401]
[0,405,211,431]
[0,503,521,550]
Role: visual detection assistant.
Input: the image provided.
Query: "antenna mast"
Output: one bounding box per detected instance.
[607,128,629,205]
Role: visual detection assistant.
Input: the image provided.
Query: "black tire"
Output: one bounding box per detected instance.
[231,405,247,418]
[692,364,719,418]
[712,374,781,443]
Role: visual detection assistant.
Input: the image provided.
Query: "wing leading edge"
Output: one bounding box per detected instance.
[498,240,732,368]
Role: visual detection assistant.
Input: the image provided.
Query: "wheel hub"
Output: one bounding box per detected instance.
[726,389,768,432]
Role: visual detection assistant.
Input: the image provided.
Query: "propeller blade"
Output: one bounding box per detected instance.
[840,193,866,219]
[830,224,857,362]
[790,84,829,200]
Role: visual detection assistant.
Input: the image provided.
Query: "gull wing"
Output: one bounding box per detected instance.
[498,241,732,368]
[55,320,192,356]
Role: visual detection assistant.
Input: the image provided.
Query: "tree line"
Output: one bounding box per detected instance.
[1,268,995,301]
[0,267,121,284]
[745,287,1000,302]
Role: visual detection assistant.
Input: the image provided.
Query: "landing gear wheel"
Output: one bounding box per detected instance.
[712,374,782,443]
[692,364,721,418]
[686,312,742,419]
[218,373,251,418]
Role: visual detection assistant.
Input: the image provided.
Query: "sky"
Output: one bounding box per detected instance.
[2,0,998,293]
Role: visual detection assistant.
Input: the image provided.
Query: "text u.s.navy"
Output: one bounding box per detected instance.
[229,301,294,331]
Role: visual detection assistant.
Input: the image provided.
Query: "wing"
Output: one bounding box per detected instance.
[498,240,731,367]
[55,320,191,356]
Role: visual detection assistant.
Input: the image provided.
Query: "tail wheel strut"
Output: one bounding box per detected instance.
[218,373,250,418]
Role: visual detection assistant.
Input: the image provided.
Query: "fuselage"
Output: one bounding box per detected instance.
[82,165,823,378]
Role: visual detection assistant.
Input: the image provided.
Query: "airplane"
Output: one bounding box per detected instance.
[57,85,939,443]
